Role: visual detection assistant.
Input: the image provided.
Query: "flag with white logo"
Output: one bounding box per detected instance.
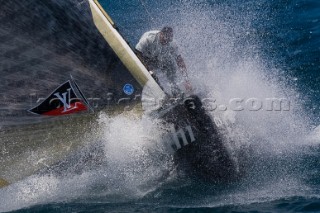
[28,80,90,116]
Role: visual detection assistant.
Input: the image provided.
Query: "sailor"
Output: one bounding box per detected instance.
[135,26,192,96]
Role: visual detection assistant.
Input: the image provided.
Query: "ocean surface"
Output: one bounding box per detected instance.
[0,0,320,212]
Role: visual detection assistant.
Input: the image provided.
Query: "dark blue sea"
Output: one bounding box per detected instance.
[0,0,319,212]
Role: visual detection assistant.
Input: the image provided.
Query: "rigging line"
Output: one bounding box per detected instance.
[138,0,156,25]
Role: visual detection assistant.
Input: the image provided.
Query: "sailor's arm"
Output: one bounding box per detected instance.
[135,33,155,71]
[135,32,149,61]
[176,55,187,74]
[171,43,189,78]
[176,55,192,91]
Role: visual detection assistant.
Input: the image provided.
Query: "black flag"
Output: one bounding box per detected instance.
[28,80,89,116]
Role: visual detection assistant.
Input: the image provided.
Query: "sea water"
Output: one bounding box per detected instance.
[0,0,319,212]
